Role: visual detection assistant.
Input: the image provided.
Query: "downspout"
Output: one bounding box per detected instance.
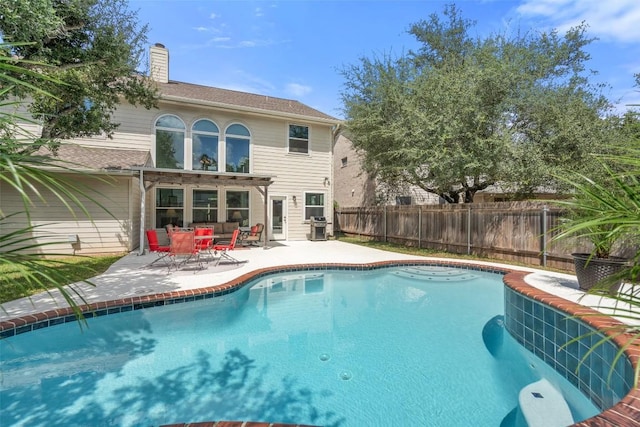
[138,169,146,255]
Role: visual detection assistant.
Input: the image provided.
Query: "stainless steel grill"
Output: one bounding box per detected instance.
[310,216,327,241]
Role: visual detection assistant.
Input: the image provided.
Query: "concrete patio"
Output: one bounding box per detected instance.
[0,239,605,323]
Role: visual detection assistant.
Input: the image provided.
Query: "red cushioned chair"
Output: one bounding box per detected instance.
[212,228,241,266]
[195,227,215,262]
[168,230,203,272]
[145,229,170,267]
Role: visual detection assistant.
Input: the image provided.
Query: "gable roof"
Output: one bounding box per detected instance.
[155,80,340,124]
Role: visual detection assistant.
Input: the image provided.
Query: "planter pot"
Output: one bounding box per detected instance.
[572,253,628,292]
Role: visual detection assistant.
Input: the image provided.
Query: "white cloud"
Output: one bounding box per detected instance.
[517,0,640,42]
[255,7,264,17]
[210,13,218,20]
[285,83,312,97]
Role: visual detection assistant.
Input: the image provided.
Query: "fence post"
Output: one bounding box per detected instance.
[467,205,472,255]
[418,206,422,249]
[384,205,387,242]
[542,206,548,267]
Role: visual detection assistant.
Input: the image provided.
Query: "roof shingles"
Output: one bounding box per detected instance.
[157,80,339,122]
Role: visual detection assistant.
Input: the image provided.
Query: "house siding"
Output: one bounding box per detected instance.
[132,101,335,240]
[5,47,338,254]
[0,175,134,255]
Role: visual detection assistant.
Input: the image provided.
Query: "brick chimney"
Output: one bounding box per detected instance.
[149,43,169,83]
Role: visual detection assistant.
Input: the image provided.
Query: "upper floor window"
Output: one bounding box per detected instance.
[225,124,250,173]
[155,115,185,169]
[192,119,219,171]
[304,192,325,221]
[289,124,309,154]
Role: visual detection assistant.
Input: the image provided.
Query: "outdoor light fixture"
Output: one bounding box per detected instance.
[293,195,297,203]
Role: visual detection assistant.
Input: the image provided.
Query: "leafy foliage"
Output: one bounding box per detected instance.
[0,44,117,318]
[0,0,158,153]
[340,4,618,203]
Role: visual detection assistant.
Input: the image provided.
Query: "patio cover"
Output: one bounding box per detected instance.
[133,166,275,254]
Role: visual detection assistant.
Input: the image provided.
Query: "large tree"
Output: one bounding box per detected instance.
[341,4,618,203]
[0,0,157,152]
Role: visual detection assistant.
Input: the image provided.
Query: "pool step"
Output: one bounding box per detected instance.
[518,379,574,427]
[393,266,478,281]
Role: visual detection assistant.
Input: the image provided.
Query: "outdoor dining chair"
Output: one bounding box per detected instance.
[240,223,264,246]
[145,229,170,267]
[212,228,241,266]
[195,227,215,262]
[168,230,203,271]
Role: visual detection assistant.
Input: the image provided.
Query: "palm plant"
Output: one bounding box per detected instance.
[1,43,113,319]
[553,147,640,386]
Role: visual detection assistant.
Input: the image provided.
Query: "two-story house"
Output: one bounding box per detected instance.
[2,43,340,255]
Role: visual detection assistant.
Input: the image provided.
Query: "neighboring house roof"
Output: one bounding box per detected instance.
[156,80,339,123]
[36,144,150,171]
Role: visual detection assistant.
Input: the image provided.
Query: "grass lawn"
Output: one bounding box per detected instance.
[0,254,125,305]
[335,235,566,273]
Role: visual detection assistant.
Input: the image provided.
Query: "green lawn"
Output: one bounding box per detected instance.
[0,254,125,305]
[334,234,565,272]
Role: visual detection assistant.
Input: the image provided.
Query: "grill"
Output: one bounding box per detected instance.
[310,216,327,241]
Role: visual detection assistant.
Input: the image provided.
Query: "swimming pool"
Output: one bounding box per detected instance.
[0,265,618,426]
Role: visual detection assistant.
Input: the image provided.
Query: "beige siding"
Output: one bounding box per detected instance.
[0,174,135,255]
[4,97,336,251]
[251,120,333,240]
[140,104,335,240]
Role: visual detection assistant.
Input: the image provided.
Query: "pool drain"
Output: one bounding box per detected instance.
[319,353,330,361]
[339,370,353,381]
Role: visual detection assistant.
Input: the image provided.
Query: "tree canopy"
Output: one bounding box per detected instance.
[340,4,621,203]
[0,0,157,152]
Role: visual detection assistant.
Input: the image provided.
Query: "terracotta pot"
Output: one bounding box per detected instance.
[572,252,628,292]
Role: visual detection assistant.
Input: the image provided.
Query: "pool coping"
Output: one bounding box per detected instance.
[1,260,639,427]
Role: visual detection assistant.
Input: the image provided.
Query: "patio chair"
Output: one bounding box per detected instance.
[145,229,171,267]
[168,230,203,271]
[195,227,215,262]
[240,223,264,246]
[212,228,241,266]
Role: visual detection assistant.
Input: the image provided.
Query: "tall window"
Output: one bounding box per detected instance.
[289,124,309,154]
[304,192,325,220]
[156,188,184,227]
[155,115,185,169]
[192,119,219,171]
[225,124,250,173]
[193,189,218,223]
[226,190,249,226]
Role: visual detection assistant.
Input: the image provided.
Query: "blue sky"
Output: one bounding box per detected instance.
[130,0,640,119]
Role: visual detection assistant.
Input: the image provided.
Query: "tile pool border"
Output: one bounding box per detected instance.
[1,260,638,427]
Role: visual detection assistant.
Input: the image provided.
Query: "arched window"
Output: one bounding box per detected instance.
[225,124,250,173]
[192,119,219,171]
[155,115,185,169]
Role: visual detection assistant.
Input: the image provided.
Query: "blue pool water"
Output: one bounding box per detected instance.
[0,266,600,426]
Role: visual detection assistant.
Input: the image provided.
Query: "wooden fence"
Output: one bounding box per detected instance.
[335,201,590,271]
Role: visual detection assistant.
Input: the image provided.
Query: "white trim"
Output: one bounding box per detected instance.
[302,190,327,222]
